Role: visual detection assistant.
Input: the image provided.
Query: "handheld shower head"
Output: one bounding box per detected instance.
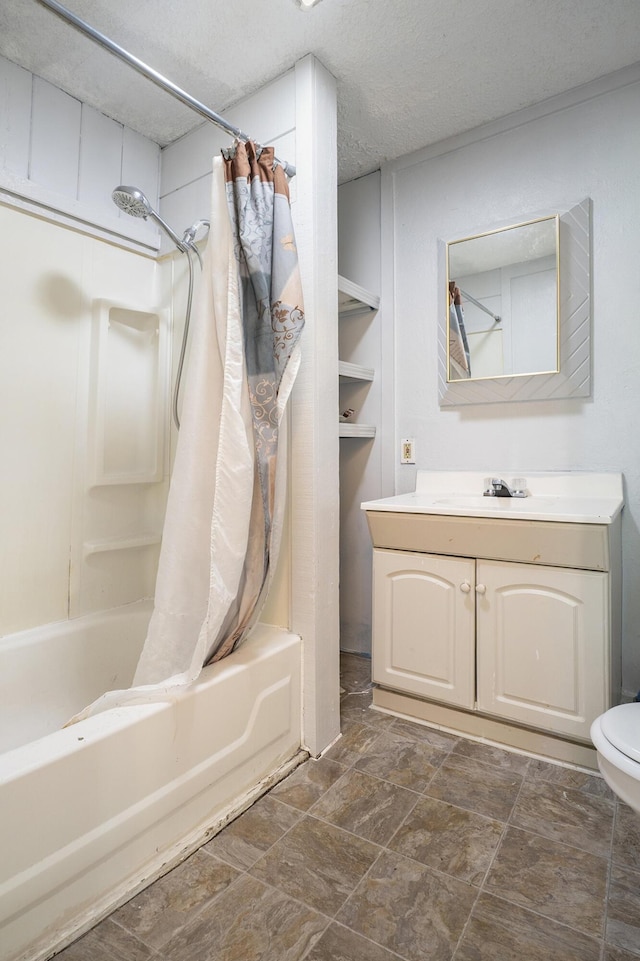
[112,185,152,219]
[111,185,187,252]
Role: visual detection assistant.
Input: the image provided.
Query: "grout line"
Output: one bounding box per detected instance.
[303,917,412,961]
[601,800,618,953]
[449,761,529,957]
[470,890,605,954]
[325,846,388,930]
[295,809,391,857]
[114,787,315,952]
[497,817,615,861]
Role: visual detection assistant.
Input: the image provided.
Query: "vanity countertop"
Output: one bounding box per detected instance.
[361,471,624,525]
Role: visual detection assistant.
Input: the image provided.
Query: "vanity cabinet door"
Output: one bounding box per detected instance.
[476,560,609,740]
[372,549,475,708]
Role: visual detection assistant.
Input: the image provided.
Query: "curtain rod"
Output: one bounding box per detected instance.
[458,287,501,323]
[35,0,296,178]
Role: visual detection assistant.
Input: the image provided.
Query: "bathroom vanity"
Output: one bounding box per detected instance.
[362,471,623,767]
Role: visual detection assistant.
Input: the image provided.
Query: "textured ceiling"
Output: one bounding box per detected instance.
[2,0,640,183]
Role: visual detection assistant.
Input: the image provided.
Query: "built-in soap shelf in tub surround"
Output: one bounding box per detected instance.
[73,299,171,617]
[89,299,169,486]
[362,470,623,769]
[83,532,162,557]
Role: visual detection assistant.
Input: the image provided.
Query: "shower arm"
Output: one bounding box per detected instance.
[35,0,296,178]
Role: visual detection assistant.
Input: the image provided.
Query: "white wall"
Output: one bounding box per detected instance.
[159,72,296,255]
[381,65,640,696]
[0,56,161,250]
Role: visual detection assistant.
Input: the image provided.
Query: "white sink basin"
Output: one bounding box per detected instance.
[362,471,624,525]
[434,496,502,507]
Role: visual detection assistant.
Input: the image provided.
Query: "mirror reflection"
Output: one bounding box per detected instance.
[447,215,559,382]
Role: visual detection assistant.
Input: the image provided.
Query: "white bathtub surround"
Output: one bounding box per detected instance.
[69,151,304,723]
[0,601,151,754]
[0,604,302,961]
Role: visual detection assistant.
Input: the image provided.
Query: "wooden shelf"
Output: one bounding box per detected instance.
[339,423,376,438]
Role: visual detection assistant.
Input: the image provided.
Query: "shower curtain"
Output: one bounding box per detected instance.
[71,143,304,719]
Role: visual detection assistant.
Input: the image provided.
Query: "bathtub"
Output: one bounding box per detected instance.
[0,601,303,961]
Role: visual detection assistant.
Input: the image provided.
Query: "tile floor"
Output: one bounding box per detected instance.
[55,652,640,961]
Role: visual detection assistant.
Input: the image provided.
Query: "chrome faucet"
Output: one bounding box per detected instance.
[483,477,528,498]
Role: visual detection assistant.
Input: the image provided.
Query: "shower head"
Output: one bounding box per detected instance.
[112,185,188,252]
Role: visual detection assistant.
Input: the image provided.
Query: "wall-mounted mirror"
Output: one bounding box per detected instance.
[438,199,591,406]
[447,216,559,382]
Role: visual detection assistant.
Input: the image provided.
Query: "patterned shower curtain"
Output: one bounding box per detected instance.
[133,141,304,683]
[209,141,305,662]
[70,143,304,719]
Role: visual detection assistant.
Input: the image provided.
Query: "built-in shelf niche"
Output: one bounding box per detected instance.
[338,361,375,382]
[90,299,169,486]
[338,275,379,439]
[339,423,376,438]
[338,275,380,315]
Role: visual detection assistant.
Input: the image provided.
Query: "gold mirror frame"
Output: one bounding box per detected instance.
[438,199,591,406]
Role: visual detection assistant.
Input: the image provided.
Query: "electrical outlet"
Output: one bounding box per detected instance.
[401,437,415,464]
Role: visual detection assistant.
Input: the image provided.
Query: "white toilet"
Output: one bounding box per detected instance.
[591,702,640,814]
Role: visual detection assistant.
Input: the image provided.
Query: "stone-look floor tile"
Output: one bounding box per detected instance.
[425,754,523,822]
[113,850,239,949]
[526,757,616,801]
[450,738,531,775]
[55,917,157,961]
[304,922,402,961]
[389,717,460,752]
[337,849,476,961]
[511,779,615,858]
[606,863,640,956]
[324,721,383,767]
[249,814,379,916]
[604,946,640,961]
[484,827,608,937]
[389,795,504,885]
[353,730,447,792]
[269,756,347,811]
[340,653,372,693]
[453,892,601,961]
[340,691,392,729]
[162,874,327,961]
[311,768,418,845]
[612,801,640,870]
[203,795,301,871]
